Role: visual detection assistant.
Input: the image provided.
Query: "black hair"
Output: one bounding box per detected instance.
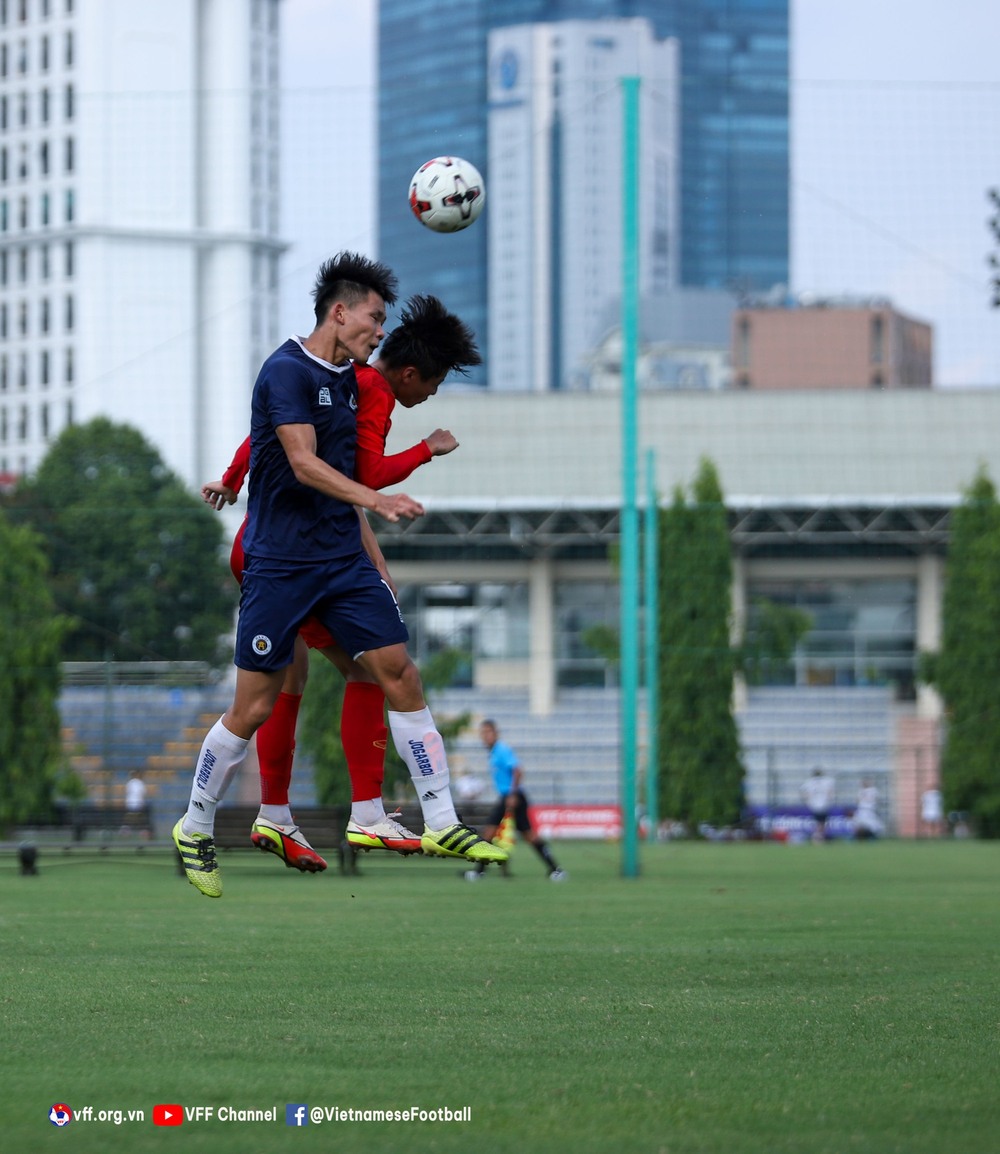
[312,251,398,323]
[379,294,481,379]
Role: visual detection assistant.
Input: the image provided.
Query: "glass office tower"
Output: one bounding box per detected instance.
[378,0,788,386]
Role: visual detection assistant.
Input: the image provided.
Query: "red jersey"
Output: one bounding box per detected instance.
[353,363,432,488]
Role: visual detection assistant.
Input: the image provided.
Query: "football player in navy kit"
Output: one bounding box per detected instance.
[172,253,506,897]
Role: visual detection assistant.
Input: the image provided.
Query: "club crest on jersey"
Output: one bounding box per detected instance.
[349,393,358,411]
[318,386,332,406]
[252,634,273,655]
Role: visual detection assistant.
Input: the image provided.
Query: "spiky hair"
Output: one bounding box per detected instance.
[312,251,398,323]
[379,294,482,379]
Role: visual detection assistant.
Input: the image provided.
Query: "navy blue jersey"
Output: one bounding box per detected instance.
[242,337,361,562]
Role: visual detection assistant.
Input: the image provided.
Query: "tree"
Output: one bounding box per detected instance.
[657,458,745,830]
[11,418,236,665]
[0,509,69,826]
[933,467,1000,836]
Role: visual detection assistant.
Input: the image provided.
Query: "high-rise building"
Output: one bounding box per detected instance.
[378,0,789,387]
[488,19,678,391]
[0,0,283,486]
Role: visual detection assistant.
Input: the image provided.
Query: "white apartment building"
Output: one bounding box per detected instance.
[0,0,283,487]
[487,18,678,392]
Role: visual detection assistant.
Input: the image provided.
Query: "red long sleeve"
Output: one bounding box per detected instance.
[221,436,251,494]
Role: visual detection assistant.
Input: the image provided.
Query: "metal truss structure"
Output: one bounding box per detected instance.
[377,498,955,562]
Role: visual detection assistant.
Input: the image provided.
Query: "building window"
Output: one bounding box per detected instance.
[0,95,7,131]
[63,134,72,172]
[0,302,6,338]
[64,397,72,426]
[17,300,27,335]
[40,296,49,332]
[17,90,27,127]
[0,249,6,284]
[736,315,751,368]
[17,245,26,280]
[40,34,48,70]
[0,146,6,182]
[39,241,48,278]
[40,86,49,123]
[871,313,884,366]
[18,0,27,24]
[0,43,6,78]
[0,353,6,389]
[17,141,25,178]
[63,344,72,382]
[40,189,48,224]
[41,400,49,439]
[63,238,71,276]
[17,37,26,73]
[63,292,72,331]
[17,403,26,441]
[17,193,27,227]
[63,29,72,68]
[63,186,72,222]
[39,346,48,383]
[17,350,26,385]
[63,81,72,120]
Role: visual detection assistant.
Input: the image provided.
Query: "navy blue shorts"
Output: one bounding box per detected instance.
[235,551,409,673]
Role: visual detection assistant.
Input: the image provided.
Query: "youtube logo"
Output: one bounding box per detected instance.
[153,1104,184,1127]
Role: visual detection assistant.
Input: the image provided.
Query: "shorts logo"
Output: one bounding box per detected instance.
[253,634,273,655]
[318,387,332,406]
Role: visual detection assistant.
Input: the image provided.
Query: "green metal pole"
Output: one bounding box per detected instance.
[620,76,640,878]
[644,448,659,839]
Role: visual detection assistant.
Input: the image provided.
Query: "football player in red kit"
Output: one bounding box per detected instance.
[200,294,482,872]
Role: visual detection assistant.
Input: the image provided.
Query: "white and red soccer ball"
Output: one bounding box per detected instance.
[409,156,485,233]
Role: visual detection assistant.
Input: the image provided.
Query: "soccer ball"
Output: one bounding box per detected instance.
[409,156,485,233]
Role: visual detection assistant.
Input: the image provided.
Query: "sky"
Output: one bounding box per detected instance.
[279,0,1000,387]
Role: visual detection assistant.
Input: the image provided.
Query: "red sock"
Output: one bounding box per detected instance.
[257,691,301,806]
[341,682,387,803]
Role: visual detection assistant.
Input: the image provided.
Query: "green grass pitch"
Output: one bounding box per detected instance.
[1,839,998,1154]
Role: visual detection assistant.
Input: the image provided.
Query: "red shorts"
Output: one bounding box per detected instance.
[231,518,337,652]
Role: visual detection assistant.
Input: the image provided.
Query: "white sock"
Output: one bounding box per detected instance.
[258,804,293,826]
[183,719,249,836]
[387,707,458,829]
[352,797,387,827]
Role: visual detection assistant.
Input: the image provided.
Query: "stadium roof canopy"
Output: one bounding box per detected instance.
[377,389,1000,561]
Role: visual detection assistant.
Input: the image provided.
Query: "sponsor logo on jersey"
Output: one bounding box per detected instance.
[318,387,332,406]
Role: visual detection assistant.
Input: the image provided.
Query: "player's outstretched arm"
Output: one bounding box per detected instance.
[277,422,424,522]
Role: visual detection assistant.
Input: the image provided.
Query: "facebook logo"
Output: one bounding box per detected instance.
[285,1104,310,1126]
